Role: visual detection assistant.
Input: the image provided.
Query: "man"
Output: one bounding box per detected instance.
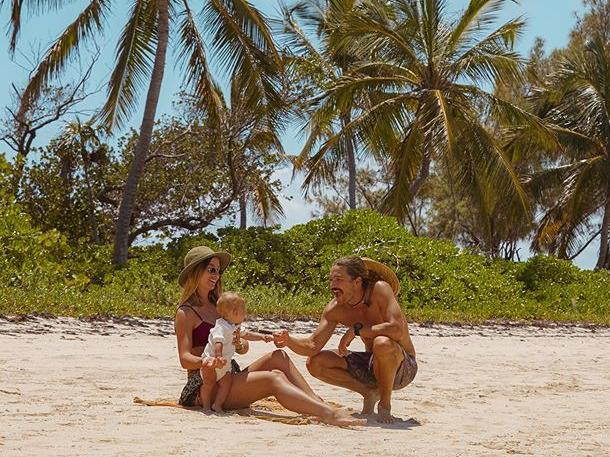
[273,256,417,423]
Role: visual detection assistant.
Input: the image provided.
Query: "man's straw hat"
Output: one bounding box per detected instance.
[361,257,401,295]
[178,246,231,286]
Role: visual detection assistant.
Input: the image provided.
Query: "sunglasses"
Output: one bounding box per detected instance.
[206,266,222,275]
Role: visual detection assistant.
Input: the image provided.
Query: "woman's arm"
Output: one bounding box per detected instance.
[174,309,205,370]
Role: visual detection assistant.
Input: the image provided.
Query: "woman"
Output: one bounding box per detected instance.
[174,246,364,426]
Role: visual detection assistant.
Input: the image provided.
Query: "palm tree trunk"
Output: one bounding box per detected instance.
[239,193,247,229]
[408,151,432,198]
[341,113,357,210]
[112,0,169,266]
[595,185,610,269]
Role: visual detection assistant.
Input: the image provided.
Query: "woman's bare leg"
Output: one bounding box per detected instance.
[246,349,320,400]
[223,370,365,426]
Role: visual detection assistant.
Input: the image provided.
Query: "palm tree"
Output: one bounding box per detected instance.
[4,0,283,265]
[527,35,610,269]
[306,0,545,227]
[57,119,105,244]
[200,72,287,229]
[281,0,363,209]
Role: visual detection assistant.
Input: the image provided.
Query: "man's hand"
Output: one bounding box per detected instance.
[338,328,355,356]
[273,329,290,348]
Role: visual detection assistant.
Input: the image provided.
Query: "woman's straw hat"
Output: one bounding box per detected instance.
[178,246,231,286]
[361,257,401,295]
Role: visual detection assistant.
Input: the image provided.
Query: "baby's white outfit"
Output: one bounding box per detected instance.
[203,318,238,380]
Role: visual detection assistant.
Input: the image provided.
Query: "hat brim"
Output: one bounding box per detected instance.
[361,257,401,295]
[178,251,231,287]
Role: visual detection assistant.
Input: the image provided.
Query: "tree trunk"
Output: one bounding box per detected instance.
[239,193,247,229]
[81,149,100,244]
[595,184,610,269]
[341,113,357,210]
[112,0,169,266]
[408,151,432,199]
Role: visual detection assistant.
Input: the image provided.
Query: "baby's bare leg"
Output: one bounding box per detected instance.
[212,372,232,413]
[199,367,217,410]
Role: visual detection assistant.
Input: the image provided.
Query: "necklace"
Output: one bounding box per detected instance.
[348,289,366,308]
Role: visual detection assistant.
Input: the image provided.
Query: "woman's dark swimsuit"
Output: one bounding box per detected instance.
[177,303,240,406]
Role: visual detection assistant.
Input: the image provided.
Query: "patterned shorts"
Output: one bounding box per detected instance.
[178,359,241,407]
[345,348,417,390]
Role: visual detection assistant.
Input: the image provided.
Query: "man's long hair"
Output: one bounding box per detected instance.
[333,256,381,290]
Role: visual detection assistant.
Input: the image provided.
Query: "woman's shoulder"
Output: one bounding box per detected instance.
[175,302,201,322]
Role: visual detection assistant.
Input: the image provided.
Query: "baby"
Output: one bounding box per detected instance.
[200,292,272,412]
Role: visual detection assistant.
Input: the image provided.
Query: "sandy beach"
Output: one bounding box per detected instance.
[1,315,609,457]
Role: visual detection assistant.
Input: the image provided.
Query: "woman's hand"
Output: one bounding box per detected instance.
[202,356,225,369]
[213,356,227,368]
[338,328,355,356]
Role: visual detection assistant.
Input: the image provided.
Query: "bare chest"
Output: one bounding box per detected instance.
[337,303,384,327]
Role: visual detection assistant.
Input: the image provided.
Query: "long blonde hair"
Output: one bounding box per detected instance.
[178,258,223,306]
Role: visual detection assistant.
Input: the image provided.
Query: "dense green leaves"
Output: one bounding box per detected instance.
[2,206,608,324]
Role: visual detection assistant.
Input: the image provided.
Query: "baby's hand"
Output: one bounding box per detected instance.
[212,356,227,368]
[262,334,273,343]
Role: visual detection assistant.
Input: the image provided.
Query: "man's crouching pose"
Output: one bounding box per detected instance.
[273,256,417,423]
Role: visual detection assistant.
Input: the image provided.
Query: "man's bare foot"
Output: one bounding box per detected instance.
[321,408,367,427]
[361,389,380,415]
[376,403,398,424]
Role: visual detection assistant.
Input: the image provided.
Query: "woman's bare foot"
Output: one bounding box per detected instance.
[376,403,398,424]
[321,408,367,427]
[361,389,380,415]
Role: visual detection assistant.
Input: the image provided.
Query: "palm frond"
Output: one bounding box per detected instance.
[175,0,224,126]
[16,0,110,121]
[533,160,607,257]
[447,0,509,53]
[451,18,526,86]
[6,0,71,53]
[247,176,285,225]
[97,0,158,130]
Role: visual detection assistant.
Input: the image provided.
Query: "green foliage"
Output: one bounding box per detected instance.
[516,255,580,290]
[0,208,608,325]
[219,210,527,321]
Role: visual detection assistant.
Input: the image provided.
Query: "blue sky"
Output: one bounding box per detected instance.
[1,0,597,267]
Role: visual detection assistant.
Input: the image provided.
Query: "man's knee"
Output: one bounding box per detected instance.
[305,353,323,377]
[372,336,400,359]
[270,349,290,367]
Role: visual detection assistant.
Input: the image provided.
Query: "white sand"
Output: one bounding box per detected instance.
[1,316,609,456]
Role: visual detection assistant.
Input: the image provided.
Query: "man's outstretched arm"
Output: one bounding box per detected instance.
[274,308,337,357]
